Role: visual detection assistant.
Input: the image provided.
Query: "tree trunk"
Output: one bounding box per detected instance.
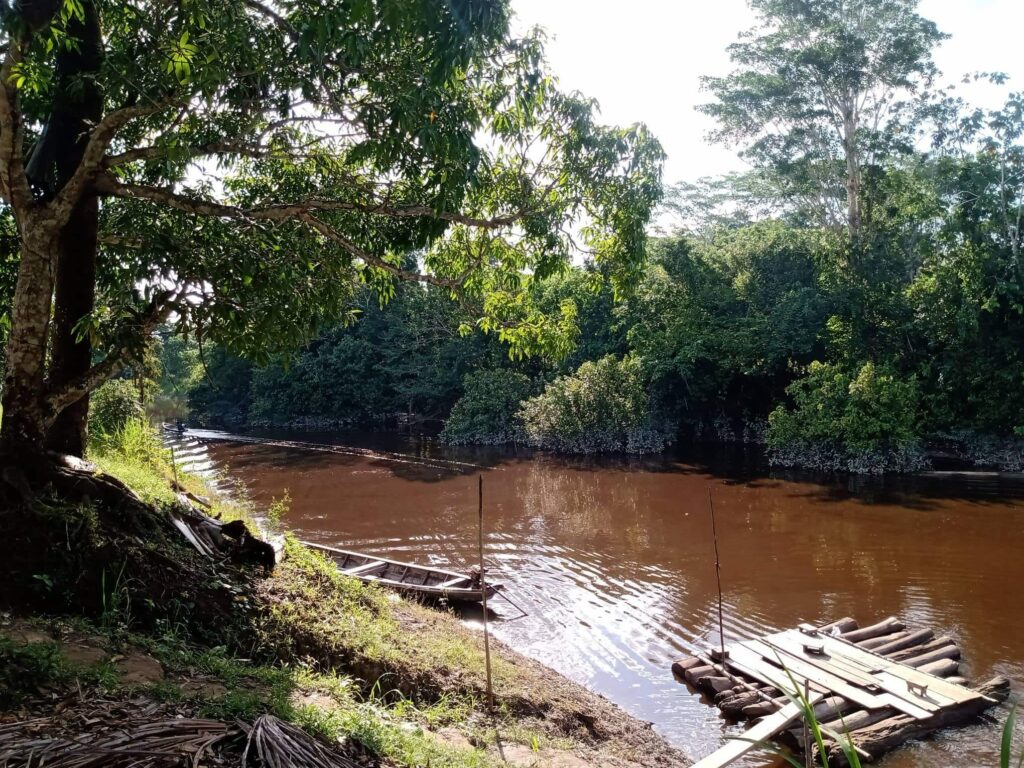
[843,105,861,238]
[46,195,99,456]
[1,235,58,455]
[36,0,103,457]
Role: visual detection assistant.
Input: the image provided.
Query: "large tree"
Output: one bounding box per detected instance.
[699,0,945,236]
[0,1,662,474]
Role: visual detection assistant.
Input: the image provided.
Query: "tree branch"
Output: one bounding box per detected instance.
[295,212,463,289]
[0,44,33,214]
[103,139,273,169]
[49,101,180,226]
[44,289,182,422]
[94,174,525,229]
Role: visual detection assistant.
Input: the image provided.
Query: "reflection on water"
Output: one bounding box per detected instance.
[193,428,1024,766]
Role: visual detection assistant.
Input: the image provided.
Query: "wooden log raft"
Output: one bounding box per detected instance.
[672,617,1006,766]
[823,677,1010,765]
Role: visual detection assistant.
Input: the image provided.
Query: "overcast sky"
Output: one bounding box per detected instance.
[510,0,1024,184]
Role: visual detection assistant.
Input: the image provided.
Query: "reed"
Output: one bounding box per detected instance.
[1002,702,1024,768]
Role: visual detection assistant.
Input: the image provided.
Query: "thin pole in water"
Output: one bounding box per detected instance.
[170,444,179,490]
[478,474,494,713]
[709,487,726,660]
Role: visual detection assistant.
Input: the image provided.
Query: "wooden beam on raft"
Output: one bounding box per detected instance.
[822,677,1011,766]
[691,695,827,768]
[734,639,936,719]
[675,617,1003,768]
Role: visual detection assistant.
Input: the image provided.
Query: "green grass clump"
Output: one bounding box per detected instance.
[1002,703,1024,768]
[0,633,121,707]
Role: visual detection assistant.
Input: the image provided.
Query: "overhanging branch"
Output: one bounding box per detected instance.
[0,45,33,214]
[44,289,182,423]
[295,212,463,290]
[94,174,525,229]
[49,101,180,225]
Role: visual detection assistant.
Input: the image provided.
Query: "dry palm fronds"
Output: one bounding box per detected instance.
[242,714,359,768]
[0,716,234,768]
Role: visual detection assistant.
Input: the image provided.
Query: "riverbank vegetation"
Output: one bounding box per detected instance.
[1,402,685,766]
[164,0,1024,474]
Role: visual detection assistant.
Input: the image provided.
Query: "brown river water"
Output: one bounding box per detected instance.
[184,429,1024,766]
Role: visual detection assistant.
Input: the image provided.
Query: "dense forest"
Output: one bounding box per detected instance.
[158,0,1024,473]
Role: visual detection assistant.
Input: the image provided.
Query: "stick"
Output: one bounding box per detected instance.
[803,678,812,768]
[708,488,726,658]
[479,475,494,713]
[494,589,530,620]
[170,443,179,489]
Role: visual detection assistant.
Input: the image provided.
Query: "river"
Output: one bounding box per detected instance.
[180,428,1024,766]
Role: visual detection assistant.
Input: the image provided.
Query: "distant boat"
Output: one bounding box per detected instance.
[301,541,501,604]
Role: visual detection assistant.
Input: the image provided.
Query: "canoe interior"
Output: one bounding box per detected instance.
[300,542,500,601]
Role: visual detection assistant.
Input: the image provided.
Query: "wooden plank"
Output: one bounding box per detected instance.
[737,640,891,710]
[740,639,934,719]
[763,631,882,687]
[691,696,825,768]
[344,561,387,576]
[723,644,829,695]
[769,628,953,713]
[873,670,956,709]
[814,634,987,706]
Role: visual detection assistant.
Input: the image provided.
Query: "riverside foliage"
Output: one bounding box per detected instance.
[158,0,1024,471]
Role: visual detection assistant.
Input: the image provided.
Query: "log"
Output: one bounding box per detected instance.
[872,628,934,656]
[714,686,744,704]
[684,664,715,685]
[820,706,894,734]
[904,644,961,669]
[672,656,703,677]
[917,658,959,678]
[819,617,859,634]
[741,700,780,719]
[859,631,908,650]
[697,675,738,694]
[744,693,851,722]
[823,677,1010,766]
[889,636,954,661]
[840,617,904,644]
[718,690,764,717]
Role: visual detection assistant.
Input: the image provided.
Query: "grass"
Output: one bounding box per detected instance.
[1003,703,1024,768]
[27,420,555,767]
[0,619,504,768]
[90,418,253,524]
[744,657,1021,768]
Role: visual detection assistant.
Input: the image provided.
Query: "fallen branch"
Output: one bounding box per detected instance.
[242,714,360,768]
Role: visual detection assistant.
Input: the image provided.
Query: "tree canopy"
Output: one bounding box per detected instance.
[699,0,945,234]
[0,0,663,455]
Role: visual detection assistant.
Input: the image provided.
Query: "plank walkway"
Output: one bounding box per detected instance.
[673,617,1009,767]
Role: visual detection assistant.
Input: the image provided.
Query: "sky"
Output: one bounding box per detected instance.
[510,0,1024,184]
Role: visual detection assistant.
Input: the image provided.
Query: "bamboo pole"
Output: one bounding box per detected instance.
[708,488,726,659]
[478,475,494,714]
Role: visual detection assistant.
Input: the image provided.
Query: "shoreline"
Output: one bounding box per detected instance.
[188,422,1024,480]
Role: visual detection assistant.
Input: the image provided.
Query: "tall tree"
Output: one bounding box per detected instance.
[0,1,662,480]
[699,0,945,236]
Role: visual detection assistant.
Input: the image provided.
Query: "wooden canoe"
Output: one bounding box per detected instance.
[301,541,502,604]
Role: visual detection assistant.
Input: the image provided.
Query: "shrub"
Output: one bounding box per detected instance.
[440,370,532,445]
[88,379,143,438]
[518,355,669,454]
[767,361,926,473]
